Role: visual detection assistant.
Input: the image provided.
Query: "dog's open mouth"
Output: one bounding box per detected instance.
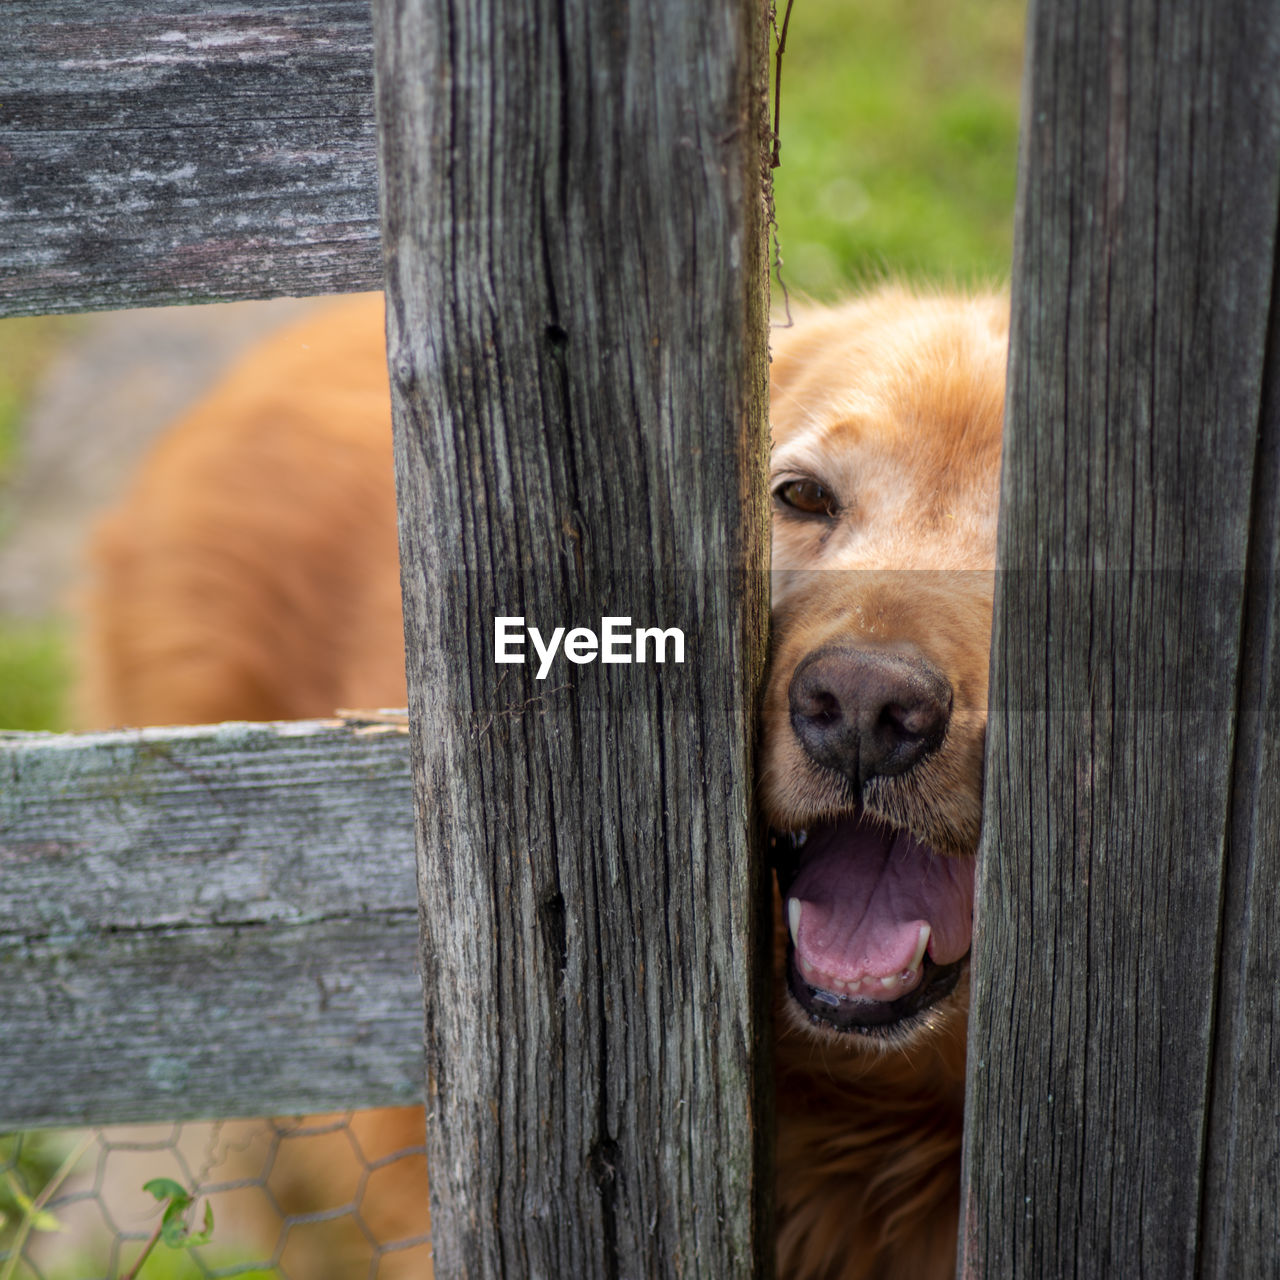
[773,814,975,1035]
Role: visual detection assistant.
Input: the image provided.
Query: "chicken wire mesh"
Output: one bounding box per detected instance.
[0,1110,430,1280]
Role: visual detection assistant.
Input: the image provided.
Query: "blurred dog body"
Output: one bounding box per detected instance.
[82,287,1006,1280]
[81,292,404,728]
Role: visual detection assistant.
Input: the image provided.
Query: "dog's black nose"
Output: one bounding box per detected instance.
[789,646,952,788]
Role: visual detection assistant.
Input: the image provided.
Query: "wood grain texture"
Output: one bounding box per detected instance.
[0,717,420,1127]
[960,1,1280,1275]
[0,1,381,318]
[1198,207,1280,1279]
[372,0,773,1274]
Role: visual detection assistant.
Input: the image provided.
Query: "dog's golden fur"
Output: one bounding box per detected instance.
[81,286,1006,1280]
[764,289,1005,1280]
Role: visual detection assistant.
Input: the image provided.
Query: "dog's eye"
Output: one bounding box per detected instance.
[774,478,839,518]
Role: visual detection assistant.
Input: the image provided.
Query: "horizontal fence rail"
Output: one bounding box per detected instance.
[0,715,419,1128]
[0,1,381,318]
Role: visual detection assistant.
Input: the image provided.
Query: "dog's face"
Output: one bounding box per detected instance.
[763,288,1006,1049]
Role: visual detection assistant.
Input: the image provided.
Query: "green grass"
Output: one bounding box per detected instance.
[3,1240,278,1280]
[21,1248,278,1280]
[772,0,1025,298]
[0,312,82,733]
[0,315,81,484]
[0,618,70,732]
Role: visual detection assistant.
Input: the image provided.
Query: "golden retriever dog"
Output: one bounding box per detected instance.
[81,285,1006,1280]
[765,291,1004,1279]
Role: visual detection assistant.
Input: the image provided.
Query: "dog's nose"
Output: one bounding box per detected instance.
[788,646,953,788]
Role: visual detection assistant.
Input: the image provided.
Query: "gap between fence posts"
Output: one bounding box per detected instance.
[960,1,1280,1275]
[370,0,775,1275]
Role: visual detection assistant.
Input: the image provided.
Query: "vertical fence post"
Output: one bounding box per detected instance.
[370,0,773,1275]
[961,1,1280,1274]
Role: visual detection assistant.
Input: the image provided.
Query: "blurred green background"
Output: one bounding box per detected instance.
[0,0,1026,736]
[0,316,80,732]
[772,0,1024,296]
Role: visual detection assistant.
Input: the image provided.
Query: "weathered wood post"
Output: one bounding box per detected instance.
[370,0,773,1275]
[961,1,1280,1274]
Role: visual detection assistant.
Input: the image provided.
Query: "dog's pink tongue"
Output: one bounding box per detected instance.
[789,818,974,985]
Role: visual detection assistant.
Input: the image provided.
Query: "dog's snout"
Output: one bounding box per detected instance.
[788,646,953,788]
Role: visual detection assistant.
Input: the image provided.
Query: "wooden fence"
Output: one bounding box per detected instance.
[3,0,773,1275]
[961,1,1280,1275]
[4,0,1280,1276]
[3,1,382,315]
[2,717,421,1126]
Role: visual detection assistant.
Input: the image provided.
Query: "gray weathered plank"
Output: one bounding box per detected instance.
[1198,233,1280,1279]
[372,0,774,1274]
[0,1,380,318]
[0,717,420,1127]
[960,0,1280,1275]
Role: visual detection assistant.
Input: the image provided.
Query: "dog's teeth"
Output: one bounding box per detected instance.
[800,957,815,978]
[880,974,897,989]
[787,898,802,946]
[910,923,931,973]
